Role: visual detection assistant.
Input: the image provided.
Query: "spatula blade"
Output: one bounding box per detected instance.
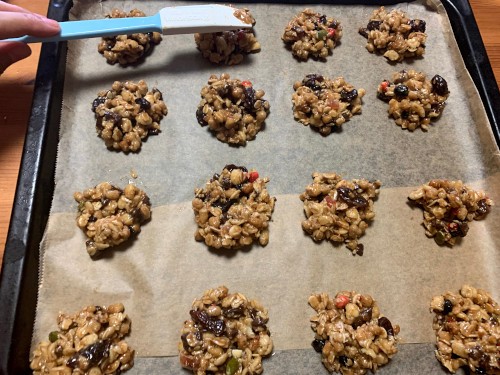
[159,4,252,35]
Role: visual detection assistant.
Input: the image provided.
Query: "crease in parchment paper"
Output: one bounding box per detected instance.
[32,0,500,366]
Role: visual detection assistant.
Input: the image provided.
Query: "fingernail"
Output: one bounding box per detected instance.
[44,17,60,29]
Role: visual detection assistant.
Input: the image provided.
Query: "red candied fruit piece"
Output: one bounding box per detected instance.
[335,294,350,309]
[380,81,390,92]
[327,28,336,38]
[248,171,259,182]
[324,195,336,208]
[241,80,253,88]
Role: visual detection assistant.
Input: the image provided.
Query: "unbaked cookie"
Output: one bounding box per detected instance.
[282,9,342,61]
[92,80,167,152]
[196,74,270,145]
[377,70,449,131]
[179,286,273,375]
[292,74,365,135]
[74,182,151,256]
[408,179,493,246]
[195,8,260,65]
[97,9,162,66]
[359,6,426,62]
[430,285,500,374]
[300,172,380,255]
[192,165,275,249]
[30,304,134,375]
[309,291,400,375]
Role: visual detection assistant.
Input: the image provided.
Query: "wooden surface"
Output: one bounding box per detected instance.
[0,0,499,272]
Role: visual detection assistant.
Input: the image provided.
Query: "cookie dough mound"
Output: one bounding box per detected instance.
[377,70,449,131]
[179,286,273,375]
[195,8,260,65]
[30,304,135,375]
[408,179,493,246]
[430,285,500,374]
[300,172,380,255]
[97,9,162,66]
[292,74,365,135]
[74,182,152,256]
[359,6,426,62]
[92,80,167,152]
[282,9,342,61]
[196,74,270,145]
[192,165,275,249]
[309,291,400,375]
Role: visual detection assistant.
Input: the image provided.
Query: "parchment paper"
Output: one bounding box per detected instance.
[33,0,500,373]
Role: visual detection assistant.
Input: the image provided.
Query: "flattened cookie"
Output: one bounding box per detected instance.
[309,291,400,374]
[195,8,260,65]
[300,172,380,255]
[408,179,493,246]
[30,304,135,374]
[282,9,342,61]
[196,74,270,145]
[97,9,162,66]
[359,6,426,62]
[74,182,151,256]
[292,74,365,135]
[192,165,275,249]
[179,286,273,375]
[430,285,500,374]
[92,80,167,152]
[377,70,449,131]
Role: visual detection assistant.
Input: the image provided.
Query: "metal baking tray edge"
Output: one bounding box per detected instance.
[0,0,498,373]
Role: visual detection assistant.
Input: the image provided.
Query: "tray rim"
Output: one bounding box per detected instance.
[0,0,498,373]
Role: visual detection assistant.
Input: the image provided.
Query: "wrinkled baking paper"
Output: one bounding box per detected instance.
[32,0,499,373]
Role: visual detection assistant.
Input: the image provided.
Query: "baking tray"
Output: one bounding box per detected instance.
[0,0,499,373]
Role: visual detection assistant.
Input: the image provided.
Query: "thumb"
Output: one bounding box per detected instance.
[0,42,32,75]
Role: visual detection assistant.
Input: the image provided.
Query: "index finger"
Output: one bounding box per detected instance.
[0,11,60,40]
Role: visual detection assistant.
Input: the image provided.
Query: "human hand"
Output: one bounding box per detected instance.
[0,2,60,74]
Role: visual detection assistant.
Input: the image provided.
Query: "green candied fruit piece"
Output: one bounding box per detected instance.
[48,331,59,342]
[434,231,446,245]
[226,356,239,375]
[317,30,327,40]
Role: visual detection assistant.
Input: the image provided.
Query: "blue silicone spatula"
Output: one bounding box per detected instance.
[6,4,252,43]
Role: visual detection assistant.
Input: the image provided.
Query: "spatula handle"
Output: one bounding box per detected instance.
[5,14,162,43]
